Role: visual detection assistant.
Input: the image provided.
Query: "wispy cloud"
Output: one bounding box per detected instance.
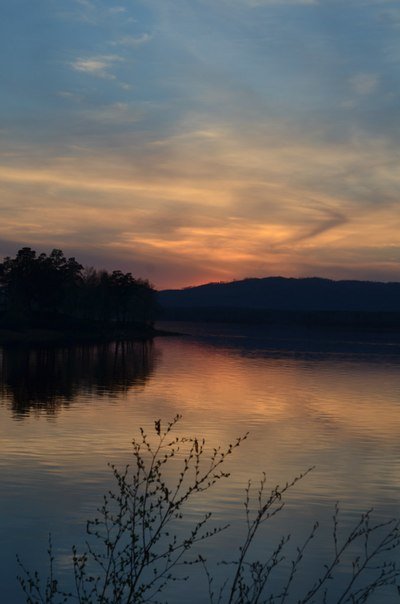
[350,73,379,95]
[2,0,400,286]
[65,0,129,25]
[243,0,318,5]
[112,34,152,48]
[57,90,83,102]
[108,6,127,15]
[67,0,99,24]
[81,102,143,124]
[70,55,124,79]
[379,7,400,29]
[1,114,400,287]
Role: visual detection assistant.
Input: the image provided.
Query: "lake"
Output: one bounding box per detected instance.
[1,322,400,603]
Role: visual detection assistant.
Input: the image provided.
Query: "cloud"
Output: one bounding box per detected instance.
[112,34,152,48]
[70,55,124,79]
[64,0,130,25]
[1,114,400,288]
[57,91,83,102]
[2,0,400,287]
[349,73,379,96]
[241,0,318,5]
[65,0,100,24]
[80,102,144,125]
[379,7,400,29]
[108,6,127,15]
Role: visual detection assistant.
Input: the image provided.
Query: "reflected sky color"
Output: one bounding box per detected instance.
[1,336,400,496]
[1,334,400,602]
[1,0,400,287]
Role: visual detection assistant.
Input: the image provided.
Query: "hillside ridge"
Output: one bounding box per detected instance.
[159,276,400,313]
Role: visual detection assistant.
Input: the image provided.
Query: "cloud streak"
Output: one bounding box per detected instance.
[1,0,400,286]
[112,34,152,47]
[70,55,124,79]
[1,113,399,287]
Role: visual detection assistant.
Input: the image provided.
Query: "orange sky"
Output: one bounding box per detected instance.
[1,0,400,288]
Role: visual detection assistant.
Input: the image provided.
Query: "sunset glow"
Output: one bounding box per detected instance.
[1,0,399,287]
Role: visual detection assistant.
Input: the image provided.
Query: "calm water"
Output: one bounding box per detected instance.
[1,323,400,603]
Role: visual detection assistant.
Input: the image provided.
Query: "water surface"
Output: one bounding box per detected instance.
[1,325,400,602]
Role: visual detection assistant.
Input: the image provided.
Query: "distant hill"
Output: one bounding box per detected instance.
[158,277,400,326]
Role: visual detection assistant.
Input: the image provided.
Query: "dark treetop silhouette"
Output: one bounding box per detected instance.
[0,247,157,340]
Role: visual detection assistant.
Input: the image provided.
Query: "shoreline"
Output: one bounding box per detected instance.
[0,325,182,346]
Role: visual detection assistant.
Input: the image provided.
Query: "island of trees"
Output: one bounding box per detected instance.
[0,247,157,342]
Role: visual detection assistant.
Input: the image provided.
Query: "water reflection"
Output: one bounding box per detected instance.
[1,330,400,603]
[0,340,156,418]
[160,320,400,358]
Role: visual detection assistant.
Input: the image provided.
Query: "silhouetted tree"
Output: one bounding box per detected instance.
[0,248,83,321]
[0,247,155,330]
[78,267,156,326]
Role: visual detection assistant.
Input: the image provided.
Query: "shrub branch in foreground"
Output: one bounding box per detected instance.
[17,416,400,603]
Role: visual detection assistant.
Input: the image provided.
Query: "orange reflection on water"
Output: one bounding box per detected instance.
[1,336,400,509]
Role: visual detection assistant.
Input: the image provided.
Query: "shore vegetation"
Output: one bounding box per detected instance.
[0,247,157,342]
[17,417,400,603]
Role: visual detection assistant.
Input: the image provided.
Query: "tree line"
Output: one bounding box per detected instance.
[0,247,156,328]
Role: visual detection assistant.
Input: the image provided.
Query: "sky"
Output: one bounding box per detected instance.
[1,0,400,289]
